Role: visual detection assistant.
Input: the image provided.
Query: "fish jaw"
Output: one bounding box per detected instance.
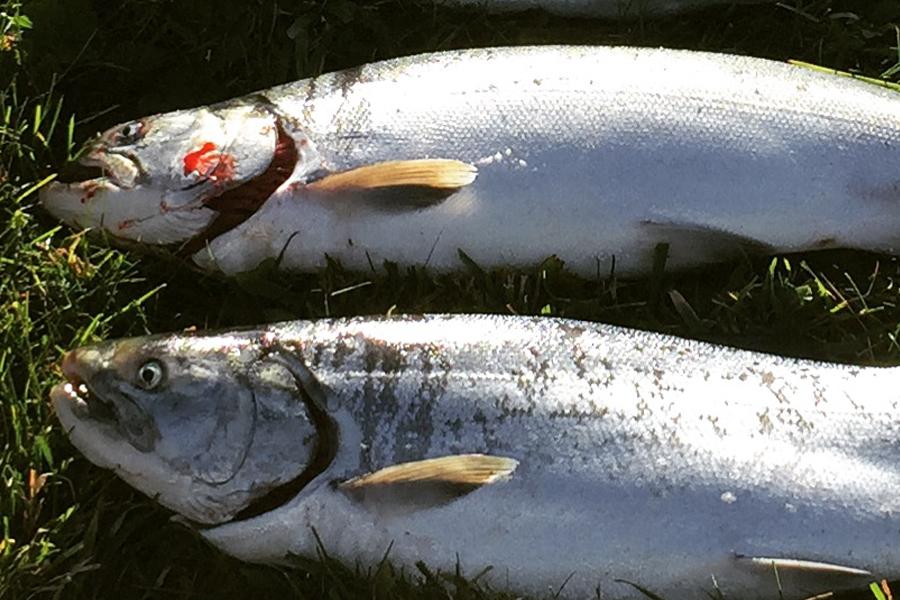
[80,142,144,188]
[40,178,218,245]
[51,331,323,525]
[52,376,236,523]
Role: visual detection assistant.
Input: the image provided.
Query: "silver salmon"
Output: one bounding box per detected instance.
[40,46,900,277]
[52,314,900,599]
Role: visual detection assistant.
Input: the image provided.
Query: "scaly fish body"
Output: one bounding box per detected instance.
[53,315,900,599]
[437,0,770,17]
[42,46,900,276]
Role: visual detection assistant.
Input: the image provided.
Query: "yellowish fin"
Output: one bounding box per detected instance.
[737,555,872,577]
[308,159,478,193]
[341,454,517,490]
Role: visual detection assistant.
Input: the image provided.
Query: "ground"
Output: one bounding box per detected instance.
[2,0,900,598]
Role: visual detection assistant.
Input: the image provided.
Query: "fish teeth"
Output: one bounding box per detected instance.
[62,381,88,407]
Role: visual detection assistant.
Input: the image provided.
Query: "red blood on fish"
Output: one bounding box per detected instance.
[183,142,236,182]
[179,123,297,255]
[80,181,101,204]
[183,143,216,175]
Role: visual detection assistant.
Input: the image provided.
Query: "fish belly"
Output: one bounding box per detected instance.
[203,465,900,600]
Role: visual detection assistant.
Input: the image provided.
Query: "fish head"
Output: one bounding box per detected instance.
[51,330,320,524]
[40,101,294,246]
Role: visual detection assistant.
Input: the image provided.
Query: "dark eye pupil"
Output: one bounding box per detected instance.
[120,123,141,142]
[141,368,154,383]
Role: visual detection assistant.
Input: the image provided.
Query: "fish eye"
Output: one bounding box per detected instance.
[117,121,145,145]
[137,360,165,390]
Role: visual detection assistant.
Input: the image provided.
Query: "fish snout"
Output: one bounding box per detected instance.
[61,348,83,380]
[78,143,107,171]
[54,346,121,427]
[61,347,103,381]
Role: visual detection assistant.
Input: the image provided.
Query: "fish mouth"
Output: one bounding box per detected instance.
[50,365,126,476]
[57,161,106,186]
[53,351,119,426]
[53,349,160,453]
[55,142,143,190]
[83,147,143,189]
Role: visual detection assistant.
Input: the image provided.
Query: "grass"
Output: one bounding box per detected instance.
[2,0,900,598]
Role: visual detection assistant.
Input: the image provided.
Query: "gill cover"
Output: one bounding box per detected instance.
[52,333,322,524]
[40,102,279,245]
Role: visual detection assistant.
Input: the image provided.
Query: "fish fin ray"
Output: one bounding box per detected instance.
[308,159,477,193]
[341,454,517,489]
[640,220,774,257]
[735,555,872,577]
[339,454,517,513]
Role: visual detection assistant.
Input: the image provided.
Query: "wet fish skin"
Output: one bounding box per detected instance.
[52,315,900,599]
[41,46,900,277]
[437,0,771,17]
[42,102,279,246]
[54,332,319,524]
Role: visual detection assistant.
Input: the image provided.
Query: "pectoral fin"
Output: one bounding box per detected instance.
[640,220,774,258]
[309,159,478,192]
[342,454,517,489]
[736,555,872,578]
[340,454,517,513]
[306,159,478,210]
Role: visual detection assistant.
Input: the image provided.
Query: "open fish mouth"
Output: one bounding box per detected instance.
[52,349,162,453]
[54,159,125,196]
[52,354,119,426]
[56,143,144,189]
[57,161,106,185]
[55,378,120,424]
[50,159,128,210]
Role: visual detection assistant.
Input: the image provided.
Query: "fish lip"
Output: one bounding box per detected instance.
[56,160,105,185]
[55,351,119,425]
[77,146,143,189]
